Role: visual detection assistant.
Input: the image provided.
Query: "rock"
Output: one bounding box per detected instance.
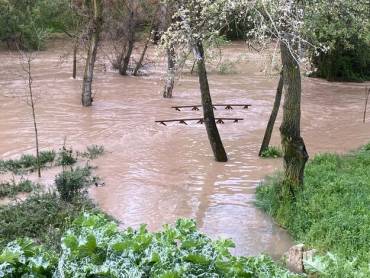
[286,243,305,273]
[286,244,318,274]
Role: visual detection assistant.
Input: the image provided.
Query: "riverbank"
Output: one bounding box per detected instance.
[256,143,370,277]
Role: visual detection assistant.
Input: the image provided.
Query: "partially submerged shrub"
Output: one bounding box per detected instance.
[217,60,237,75]
[0,179,37,198]
[0,150,56,174]
[56,147,77,166]
[260,146,283,158]
[79,145,105,160]
[0,214,301,277]
[55,167,94,202]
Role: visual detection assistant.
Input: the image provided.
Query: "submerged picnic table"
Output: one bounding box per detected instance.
[155,117,244,126]
[171,104,252,111]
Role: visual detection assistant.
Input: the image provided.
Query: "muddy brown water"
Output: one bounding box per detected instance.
[0,41,369,257]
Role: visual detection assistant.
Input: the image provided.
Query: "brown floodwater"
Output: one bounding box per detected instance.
[0,41,369,258]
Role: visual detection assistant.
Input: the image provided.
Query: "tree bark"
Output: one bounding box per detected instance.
[72,40,78,79]
[259,70,284,156]
[26,58,41,177]
[153,3,167,44]
[119,10,136,75]
[163,46,175,98]
[194,41,228,162]
[82,0,103,107]
[133,33,150,76]
[279,42,308,193]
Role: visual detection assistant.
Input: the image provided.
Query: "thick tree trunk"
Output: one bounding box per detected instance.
[119,11,136,75]
[194,41,227,162]
[259,70,284,156]
[279,42,309,193]
[163,46,175,98]
[82,0,103,107]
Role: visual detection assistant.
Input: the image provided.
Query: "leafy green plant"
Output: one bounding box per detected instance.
[0,214,301,277]
[0,179,37,198]
[256,143,370,276]
[0,238,57,277]
[260,146,283,158]
[55,166,94,202]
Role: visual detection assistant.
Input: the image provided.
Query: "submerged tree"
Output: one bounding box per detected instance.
[81,0,104,107]
[161,0,238,161]
[258,70,283,156]
[252,0,312,193]
[160,3,176,98]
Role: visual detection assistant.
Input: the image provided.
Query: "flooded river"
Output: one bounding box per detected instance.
[0,41,369,258]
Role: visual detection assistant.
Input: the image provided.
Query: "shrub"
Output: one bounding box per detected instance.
[0,214,301,277]
[0,150,56,174]
[0,192,97,251]
[79,145,105,160]
[56,147,77,166]
[55,167,94,202]
[0,179,36,198]
[256,144,370,276]
[217,60,237,75]
[260,146,283,158]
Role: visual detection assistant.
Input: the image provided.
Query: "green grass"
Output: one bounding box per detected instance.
[260,146,283,158]
[0,179,38,198]
[256,143,370,276]
[0,192,99,252]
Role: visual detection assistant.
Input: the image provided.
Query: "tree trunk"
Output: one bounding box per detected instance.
[279,42,308,194]
[259,70,284,156]
[82,0,103,107]
[119,11,136,75]
[153,3,167,44]
[72,40,78,79]
[27,58,41,177]
[194,41,227,162]
[163,46,175,98]
[133,6,159,76]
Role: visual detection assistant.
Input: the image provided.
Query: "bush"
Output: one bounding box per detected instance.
[256,144,370,276]
[311,39,370,82]
[260,146,283,158]
[79,145,105,160]
[56,147,77,166]
[0,214,301,277]
[0,150,56,174]
[55,167,94,202]
[0,179,37,198]
[0,193,97,251]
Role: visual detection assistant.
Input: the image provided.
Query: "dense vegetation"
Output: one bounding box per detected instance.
[0,213,300,277]
[304,0,370,81]
[256,143,370,276]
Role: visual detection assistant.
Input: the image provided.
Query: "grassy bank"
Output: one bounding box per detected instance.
[256,143,370,276]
